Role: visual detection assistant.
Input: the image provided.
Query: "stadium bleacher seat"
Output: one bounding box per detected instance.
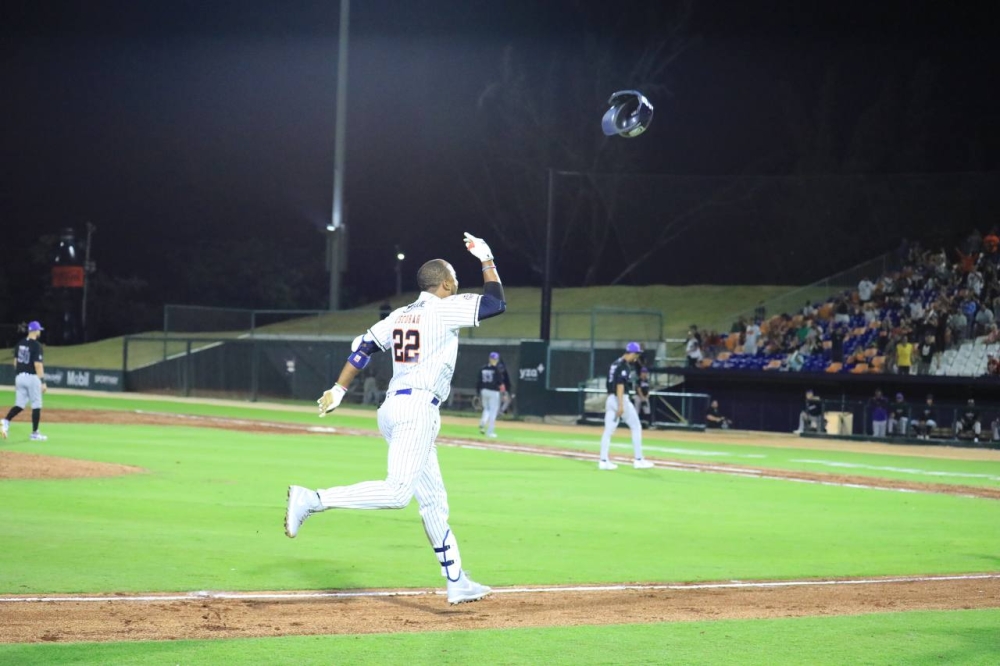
[850,363,869,374]
[825,362,843,373]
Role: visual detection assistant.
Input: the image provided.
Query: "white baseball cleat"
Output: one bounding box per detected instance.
[633,459,654,469]
[447,571,492,605]
[285,485,321,538]
[29,431,47,442]
[1,419,8,439]
[487,433,498,439]
[598,460,618,471]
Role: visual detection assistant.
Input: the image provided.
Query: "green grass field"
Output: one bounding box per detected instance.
[2,392,999,664]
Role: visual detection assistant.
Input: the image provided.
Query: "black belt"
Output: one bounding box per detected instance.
[394,388,441,406]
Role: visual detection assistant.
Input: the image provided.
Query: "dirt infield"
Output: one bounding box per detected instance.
[3,406,999,644]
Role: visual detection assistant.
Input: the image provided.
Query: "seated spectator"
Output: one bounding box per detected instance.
[834,299,850,326]
[975,305,994,337]
[685,329,704,367]
[802,301,816,317]
[744,320,761,356]
[705,399,732,429]
[858,277,875,303]
[954,399,982,442]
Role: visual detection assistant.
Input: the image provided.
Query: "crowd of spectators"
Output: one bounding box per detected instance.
[694,230,1000,375]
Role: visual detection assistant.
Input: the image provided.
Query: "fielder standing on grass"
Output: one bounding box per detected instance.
[2,321,48,441]
[476,351,504,438]
[598,342,653,470]
[285,232,504,605]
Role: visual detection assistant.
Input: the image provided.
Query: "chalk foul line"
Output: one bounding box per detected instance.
[2,573,997,604]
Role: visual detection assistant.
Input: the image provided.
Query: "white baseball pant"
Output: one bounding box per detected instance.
[15,374,43,409]
[479,388,500,435]
[316,389,464,581]
[599,394,644,462]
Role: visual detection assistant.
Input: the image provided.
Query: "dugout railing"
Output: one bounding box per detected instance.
[807,398,1000,443]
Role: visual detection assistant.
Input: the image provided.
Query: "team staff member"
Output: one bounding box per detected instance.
[796,389,823,434]
[285,232,503,605]
[476,352,504,438]
[2,321,48,441]
[913,394,937,440]
[954,399,982,442]
[633,367,652,428]
[598,342,653,470]
[705,399,732,429]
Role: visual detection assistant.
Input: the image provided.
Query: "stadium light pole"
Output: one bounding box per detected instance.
[327,0,351,311]
[541,168,556,341]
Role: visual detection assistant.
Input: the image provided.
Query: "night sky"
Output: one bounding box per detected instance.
[2,1,998,337]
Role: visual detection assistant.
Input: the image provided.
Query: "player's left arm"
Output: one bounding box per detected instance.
[318,330,385,417]
[464,232,506,321]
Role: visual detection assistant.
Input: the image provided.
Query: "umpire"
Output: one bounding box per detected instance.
[2,321,48,441]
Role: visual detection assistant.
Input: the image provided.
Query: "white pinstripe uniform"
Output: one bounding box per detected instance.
[315,290,482,582]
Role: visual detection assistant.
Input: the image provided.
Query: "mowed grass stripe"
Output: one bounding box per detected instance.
[1,423,999,594]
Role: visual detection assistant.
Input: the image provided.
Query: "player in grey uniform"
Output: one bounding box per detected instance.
[285,233,505,605]
[2,321,48,441]
[477,352,503,438]
[598,342,653,470]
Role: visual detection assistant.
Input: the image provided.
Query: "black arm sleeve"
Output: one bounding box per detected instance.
[479,281,506,320]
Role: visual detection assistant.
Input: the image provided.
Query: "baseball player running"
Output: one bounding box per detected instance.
[598,342,653,470]
[476,352,504,438]
[2,321,48,441]
[285,232,505,605]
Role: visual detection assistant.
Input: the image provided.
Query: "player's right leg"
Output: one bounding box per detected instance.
[598,395,618,469]
[621,400,651,467]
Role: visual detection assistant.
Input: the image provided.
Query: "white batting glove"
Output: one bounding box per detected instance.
[317,384,347,417]
[463,232,494,262]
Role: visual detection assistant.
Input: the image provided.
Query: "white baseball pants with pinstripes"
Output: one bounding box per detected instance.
[316,389,461,578]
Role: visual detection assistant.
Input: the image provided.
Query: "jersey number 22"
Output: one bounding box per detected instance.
[392,329,420,363]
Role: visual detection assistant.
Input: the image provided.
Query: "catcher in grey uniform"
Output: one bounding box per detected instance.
[2,321,48,441]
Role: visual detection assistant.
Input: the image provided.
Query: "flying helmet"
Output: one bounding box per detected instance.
[601,90,654,138]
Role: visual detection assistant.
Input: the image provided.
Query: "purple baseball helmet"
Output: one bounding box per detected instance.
[625,341,642,353]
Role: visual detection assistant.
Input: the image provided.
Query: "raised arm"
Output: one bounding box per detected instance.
[464,232,506,321]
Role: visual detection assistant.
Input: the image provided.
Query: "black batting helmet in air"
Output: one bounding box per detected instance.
[601,90,654,138]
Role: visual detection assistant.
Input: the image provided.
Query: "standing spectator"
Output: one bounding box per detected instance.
[633,367,652,428]
[913,394,938,440]
[954,399,982,442]
[858,277,875,303]
[744,320,761,356]
[685,329,704,367]
[730,315,747,336]
[705,399,732,429]
[895,336,914,375]
[830,325,846,364]
[968,269,985,299]
[869,388,889,438]
[802,301,816,317]
[2,321,48,441]
[753,300,766,323]
[796,389,824,434]
[950,307,968,346]
[888,393,909,437]
[918,332,936,375]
